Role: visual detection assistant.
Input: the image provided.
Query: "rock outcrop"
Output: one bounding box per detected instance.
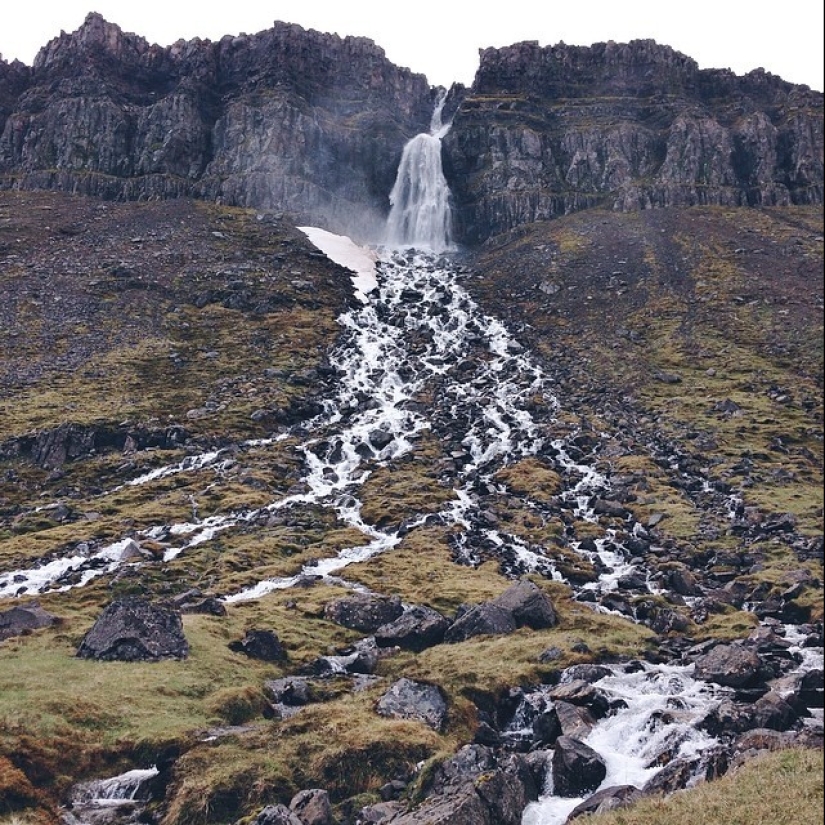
[443,40,823,242]
[1,19,821,245]
[0,13,435,240]
[0,602,57,641]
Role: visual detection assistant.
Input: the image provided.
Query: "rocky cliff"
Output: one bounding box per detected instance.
[0,13,435,240]
[0,17,822,244]
[444,40,823,243]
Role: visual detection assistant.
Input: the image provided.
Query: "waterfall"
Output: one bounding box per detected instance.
[384,91,453,252]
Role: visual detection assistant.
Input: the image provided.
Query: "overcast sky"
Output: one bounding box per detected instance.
[1,1,822,91]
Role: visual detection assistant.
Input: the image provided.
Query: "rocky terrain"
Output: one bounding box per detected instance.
[0,12,823,825]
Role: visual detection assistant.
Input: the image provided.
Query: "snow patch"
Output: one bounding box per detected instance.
[298,226,378,300]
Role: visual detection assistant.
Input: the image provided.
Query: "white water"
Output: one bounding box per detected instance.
[521,663,726,825]
[385,91,453,252]
[70,766,158,806]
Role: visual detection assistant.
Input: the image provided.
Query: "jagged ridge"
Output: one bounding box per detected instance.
[0,16,822,245]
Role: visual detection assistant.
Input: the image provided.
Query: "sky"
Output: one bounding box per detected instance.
[1,1,823,92]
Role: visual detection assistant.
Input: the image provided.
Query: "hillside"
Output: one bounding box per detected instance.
[0,190,821,825]
[0,12,823,825]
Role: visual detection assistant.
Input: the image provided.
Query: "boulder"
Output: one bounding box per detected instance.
[76,598,188,661]
[323,593,403,633]
[752,691,799,731]
[289,788,333,825]
[0,602,57,641]
[249,805,302,825]
[554,701,597,738]
[560,664,613,684]
[693,643,764,689]
[390,746,535,825]
[228,629,287,662]
[548,680,610,718]
[568,785,642,819]
[390,783,491,825]
[431,744,497,789]
[551,736,606,796]
[357,801,405,823]
[642,748,728,795]
[444,603,516,643]
[265,677,314,707]
[376,678,448,731]
[490,579,557,629]
[532,709,562,746]
[374,605,451,652]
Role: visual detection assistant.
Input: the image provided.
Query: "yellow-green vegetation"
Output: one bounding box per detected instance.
[495,457,562,504]
[359,435,454,527]
[581,748,824,825]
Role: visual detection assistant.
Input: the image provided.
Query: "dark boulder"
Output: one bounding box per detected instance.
[265,677,314,707]
[289,788,333,825]
[568,785,642,819]
[323,593,403,633]
[548,680,611,718]
[560,664,613,684]
[700,698,758,737]
[391,745,535,825]
[642,748,729,794]
[390,783,491,825]
[228,629,287,662]
[693,643,765,689]
[490,579,558,629]
[532,709,562,746]
[374,605,451,652]
[554,701,597,738]
[249,805,302,825]
[0,602,57,641]
[551,736,606,796]
[357,801,405,822]
[376,678,448,731]
[751,691,800,731]
[444,603,516,643]
[76,598,188,661]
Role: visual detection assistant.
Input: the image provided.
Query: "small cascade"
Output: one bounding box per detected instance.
[518,665,726,825]
[62,766,159,824]
[70,766,159,806]
[384,90,453,252]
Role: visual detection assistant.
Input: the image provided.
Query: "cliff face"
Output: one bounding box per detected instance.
[0,18,822,244]
[0,13,435,239]
[443,40,823,243]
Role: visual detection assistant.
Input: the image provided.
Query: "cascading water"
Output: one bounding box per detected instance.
[384,90,453,252]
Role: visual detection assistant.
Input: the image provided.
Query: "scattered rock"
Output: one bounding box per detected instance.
[551,735,607,796]
[249,804,302,825]
[0,601,57,641]
[374,605,451,652]
[228,629,287,662]
[289,788,333,825]
[693,643,765,689]
[568,785,642,820]
[444,603,516,643]
[76,598,188,661]
[376,678,448,731]
[491,579,558,629]
[323,593,404,633]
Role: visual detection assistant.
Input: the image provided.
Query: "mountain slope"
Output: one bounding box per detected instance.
[0,191,821,825]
